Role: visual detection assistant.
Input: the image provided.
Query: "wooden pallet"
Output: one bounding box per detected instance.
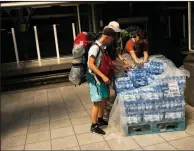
[123,120,185,136]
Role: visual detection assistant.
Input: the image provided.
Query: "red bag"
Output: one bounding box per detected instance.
[73,32,90,47]
[99,52,113,79]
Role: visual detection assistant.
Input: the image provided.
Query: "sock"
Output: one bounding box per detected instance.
[98,117,104,122]
[91,123,97,128]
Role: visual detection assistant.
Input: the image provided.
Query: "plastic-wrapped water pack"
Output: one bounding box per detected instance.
[115,55,189,93]
[107,55,190,136]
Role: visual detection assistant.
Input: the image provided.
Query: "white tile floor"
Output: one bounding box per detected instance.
[1,83,194,150]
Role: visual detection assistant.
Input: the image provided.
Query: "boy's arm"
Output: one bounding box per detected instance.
[117,52,125,62]
[112,51,124,67]
[117,53,131,66]
[125,40,141,64]
[129,50,141,64]
[143,50,149,62]
[143,40,149,62]
[88,56,110,84]
[112,60,123,67]
[143,39,149,62]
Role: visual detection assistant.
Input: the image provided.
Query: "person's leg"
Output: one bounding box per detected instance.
[92,102,101,124]
[103,79,116,121]
[98,98,107,118]
[97,83,109,127]
[89,82,106,135]
[103,85,110,120]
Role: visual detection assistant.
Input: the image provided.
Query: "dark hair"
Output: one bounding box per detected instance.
[102,27,116,37]
[132,30,145,39]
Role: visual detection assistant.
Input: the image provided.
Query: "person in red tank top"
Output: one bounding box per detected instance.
[125,31,149,65]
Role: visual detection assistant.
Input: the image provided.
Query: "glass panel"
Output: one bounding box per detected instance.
[191,2,194,49]
[80,15,90,32]
[57,16,77,57]
[15,26,37,61]
[30,6,78,57]
[79,4,91,32]
[171,13,184,46]
[120,22,147,31]
[36,25,56,59]
[160,15,170,39]
[1,29,16,63]
[57,21,74,56]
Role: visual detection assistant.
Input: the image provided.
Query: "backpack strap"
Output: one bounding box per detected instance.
[90,42,102,76]
[92,42,102,59]
[89,42,103,94]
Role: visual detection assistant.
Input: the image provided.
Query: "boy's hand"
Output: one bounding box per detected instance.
[113,68,120,73]
[101,75,110,84]
[135,60,144,66]
[135,59,141,65]
[122,64,129,70]
[123,60,132,68]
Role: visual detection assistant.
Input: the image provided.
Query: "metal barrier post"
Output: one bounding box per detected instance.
[145,22,148,33]
[33,26,41,65]
[188,2,194,51]
[11,28,20,67]
[77,5,81,33]
[183,14,186,38]
[53,24,60,64]
[168,16,171,38]
[91,4,96,33]
[183,2,194,107]
[72,23,76,40]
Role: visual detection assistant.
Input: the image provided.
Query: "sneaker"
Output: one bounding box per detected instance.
[97,118,108,128]
[91,124,106,135]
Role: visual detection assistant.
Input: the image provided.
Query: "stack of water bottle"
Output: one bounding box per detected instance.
[115,61,165,92]
[114,56,189,126]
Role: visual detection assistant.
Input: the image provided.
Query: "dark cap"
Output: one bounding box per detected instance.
[102,26,116,38]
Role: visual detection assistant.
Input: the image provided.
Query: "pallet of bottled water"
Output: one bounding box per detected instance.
[119,78,186,135]
[109,55,190,136]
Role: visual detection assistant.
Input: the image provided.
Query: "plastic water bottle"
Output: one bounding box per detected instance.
[116,83,122,93]
[137,103,142,112]
[155,102,159,110]
[162,101,166,109]
[166,100,170,110]
[130,104,134,112]
[141,103,145,111]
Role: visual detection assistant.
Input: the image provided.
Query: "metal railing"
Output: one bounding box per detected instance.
[188,2,194,51]
[1,4,98,66]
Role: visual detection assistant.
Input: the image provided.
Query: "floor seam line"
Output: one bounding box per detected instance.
[46,89,52,150]
[24,91,35,150]
[66,107,81,150]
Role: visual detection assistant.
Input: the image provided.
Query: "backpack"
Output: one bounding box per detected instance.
[95,45,113,83]
[120,25,141,54]
[68,32,100,85]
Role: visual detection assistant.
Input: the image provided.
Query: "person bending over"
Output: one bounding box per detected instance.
[125,31,149,65]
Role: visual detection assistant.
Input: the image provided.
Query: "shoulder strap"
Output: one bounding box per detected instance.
[90,43,102,76]
[93,43,105,86]
[92,42,102,59]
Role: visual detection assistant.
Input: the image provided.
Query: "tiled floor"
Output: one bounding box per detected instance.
[1,83,194,150]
